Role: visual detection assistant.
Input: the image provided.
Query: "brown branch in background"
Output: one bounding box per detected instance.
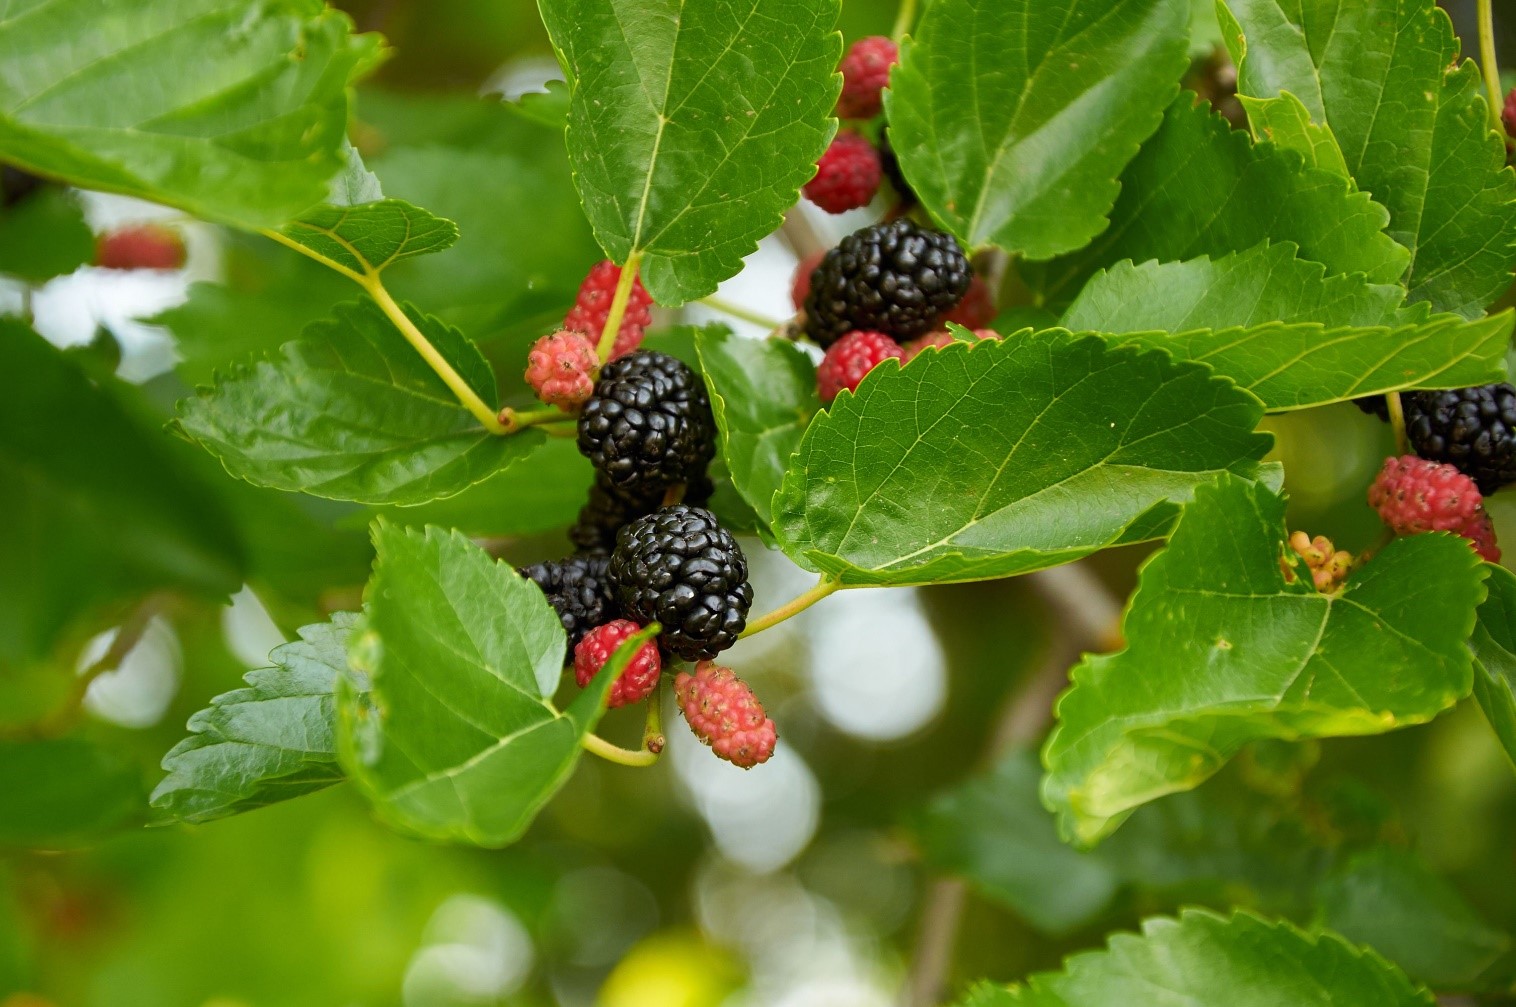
[6,595,168,741]
[905,561,1124,1007]
[780,207,830,260]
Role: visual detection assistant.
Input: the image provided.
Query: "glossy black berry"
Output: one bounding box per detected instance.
[577,350,716,498]
[803,218,971,347]
[607,504,753,662]
[521,554,617,648]
[1405,384,1516,494]
[570,475,663,556]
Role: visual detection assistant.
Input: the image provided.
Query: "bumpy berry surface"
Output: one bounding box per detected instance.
[524,330,599,409]
[1466,509,1502,562]
[836,36,898,120]
[1287,531,1354,593]
[803,132,882,214]
[791,249,827,312]
[1403,384,1516,494]
[804,219,971,346]
[608,505,753,662]
[95,224,186,270]
[570,471,715,555]
[817,330,903,403]
[1368,455,1483,535]
[574,620,662,708]
[675,662,777,768]
[563,260,654,360]
[902,328,998,361]
[577,350,716,498]
[522,554,617,648]
[940,274,995,329]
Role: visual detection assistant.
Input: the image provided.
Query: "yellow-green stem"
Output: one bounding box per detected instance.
[597,253,644,362]
[642,680,666,755]
[1387,392,1410,456]
[499,406,574,434]
[261,227,509,435]
[739,577,841,638]
[1479,0,1506,137]
[891,0,918,42]
[698,295,785,330]
[582,732,660,767]
[365,280,508,434]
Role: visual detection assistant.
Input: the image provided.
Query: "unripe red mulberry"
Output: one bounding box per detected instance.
[817,330,903,403]
[837,36,898,120]
[674,662,776,768]
[803,132,882,214]
[574,620,662,708]
[1368,455,1482,535]
[525,330,599,409]
[95,224,186,270]
[563,260,654,360]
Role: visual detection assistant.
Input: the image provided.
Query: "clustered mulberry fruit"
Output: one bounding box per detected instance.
[524,330,599,410]
[577,350,717,499]
[675,662,777,768]
[1288,531,1354,593]
[522,554,617,647]
[804,219,972,347]
[574,619,662,708]
[1368,455,1499,561]
[563,260,654,360]
[1355,384,1516,495]
[95,224,186,271]
[803,131,882,214]
[836,36,898,120]
[816,330,903,403]
[607,504,753,662]
[1403,384,1516,494]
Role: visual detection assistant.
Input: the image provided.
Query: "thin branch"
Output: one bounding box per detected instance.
[698,294,785,329]
[904,561,1123,1007]
[1478,0,1505,138]
[739,577,841,637]
[780,207,830,260]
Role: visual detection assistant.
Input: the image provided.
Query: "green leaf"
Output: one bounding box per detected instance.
[150,614,359,826]
[506,80,571,130]
[1220,0,1516,317]
[1043,476,1486,847]
[1099,320,1513,413]
[885,0,1189,258]
[174,298,538,506]
[278,199,459,278]
[1061,242,1416,331]
[1022,95,1410,306]
[1471,563,1516,772]
[336,522,622,847]
[696,326,818,532]
[1059,245,1514,411]
[373,138,602,347]
[539,0,841,304]
[0,738,144,849]
[0,187,93,281]
[958,910,1433,1006]
[771,333,1272,587]
[0,0,382,229]
[1317,847,1513,988]
[1236,90,1348,175]
[910,750,1121,934]
[0,321,242,667]
[365,438,594,540]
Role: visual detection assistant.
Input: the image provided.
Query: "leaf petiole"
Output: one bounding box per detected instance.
[1478,0,1505,138]
[1386,391,1409,456]
[891,0,918,42]
[739,576,842,638]
[498,405,575,434]
[581,731,661,767]
[596,252,645,362]
[697,295,785,330]
[259,226,509,435]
